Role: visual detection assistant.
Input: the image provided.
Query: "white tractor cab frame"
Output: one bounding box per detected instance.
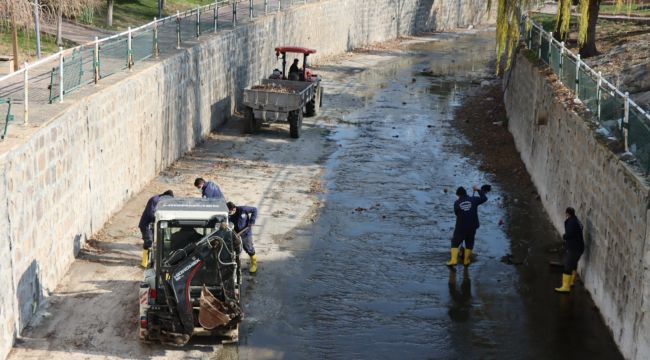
[139,196,242,346]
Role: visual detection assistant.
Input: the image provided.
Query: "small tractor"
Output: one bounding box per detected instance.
[242,46,323,138]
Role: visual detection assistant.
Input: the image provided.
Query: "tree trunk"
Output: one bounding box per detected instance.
[10,13,19,72]
[107,0,114,27]
[158,0,165,18]
[579,0,600,57]
[56,8,63,46]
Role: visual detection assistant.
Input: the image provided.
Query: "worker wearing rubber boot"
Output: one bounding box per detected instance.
[447,185,489,267]
[194,177,224,199]
[555,207,585,293]
[227,201,258,273]
[138,190,174,267]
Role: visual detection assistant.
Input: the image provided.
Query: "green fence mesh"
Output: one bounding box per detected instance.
[132,29,154,63]
[578,69,598,114]
[48,48,93,103]
[99,37,128,78]
[627,107,650,173]
[550,42,561,74]
[598,88,624,139]
[540,35,550,64]
[530,27,540,55]
[0,98,12,140]
[561,53,576,92]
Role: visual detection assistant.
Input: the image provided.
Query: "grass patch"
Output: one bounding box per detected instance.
[600,3,650,16]
[88,0,223,30]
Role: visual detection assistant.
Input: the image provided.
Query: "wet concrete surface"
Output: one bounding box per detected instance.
[234,31,624,359]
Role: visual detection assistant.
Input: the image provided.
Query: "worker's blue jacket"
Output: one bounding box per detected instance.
[139,194,169,241]
[453,190,488,233]
[563,215,585,253]
[202,181,224,199]
[228,206,257,239]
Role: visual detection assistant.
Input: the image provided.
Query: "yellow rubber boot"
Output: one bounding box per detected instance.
[570,271,577,287]
[249,255,257,274]
[554,274,572,293]
[463,249,472,266]
[446,248,459,266]
[141,249,149,268]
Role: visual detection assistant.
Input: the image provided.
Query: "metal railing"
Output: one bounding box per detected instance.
[0,0,313,140]
[523,16,650,173]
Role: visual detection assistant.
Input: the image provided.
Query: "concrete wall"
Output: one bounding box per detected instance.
[504,51,650,360]
[0,0,492,358]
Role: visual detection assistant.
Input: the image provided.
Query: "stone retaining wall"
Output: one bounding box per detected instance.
[0,0,492,358]
[504,51,650,360]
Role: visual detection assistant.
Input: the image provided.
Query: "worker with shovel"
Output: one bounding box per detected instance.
[555,207,585,293]
[446,185,490,267]
[227,201,258,273]
[139,190,174,267]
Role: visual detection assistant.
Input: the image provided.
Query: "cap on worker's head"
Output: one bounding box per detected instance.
[293,58,299,63]
[566,207,576,216]
[194,178,205,187]
[162,190,174,197]
[456,187,467,197]
[226,201,236,210]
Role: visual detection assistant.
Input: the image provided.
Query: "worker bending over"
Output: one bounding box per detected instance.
[227,201,258,273]
[447,185,490,267]
[555,207,585,293]
[139,190,174,267]
[194,177,224,199]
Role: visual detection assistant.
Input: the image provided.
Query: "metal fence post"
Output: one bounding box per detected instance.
[23,62,28,125]
[548,31,553,65]
[196,7,200,37]
[597,71,602,121]
[153,18,159,58]
[559,42,564,81]
[527,26,532,49]
[249,0,253,19]
[624,92,630,151]
[58,47,64,103]
[537,26,542,58]
[127,27,133,69]
[94,37,99,83]
[176,11,181,49]
[575,54,580,96]
[232,1,237,27]
[214,4,218,32]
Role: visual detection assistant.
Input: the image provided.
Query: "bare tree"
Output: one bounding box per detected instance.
[0,0,39,70]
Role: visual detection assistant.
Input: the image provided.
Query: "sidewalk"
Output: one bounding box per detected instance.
[40,20,114,45]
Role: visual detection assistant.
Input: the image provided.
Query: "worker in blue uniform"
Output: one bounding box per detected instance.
[194,177,224,199]
[447,185,490,267]
[227,201,258,273]
[139,190,174,267]
[555,207,585,293]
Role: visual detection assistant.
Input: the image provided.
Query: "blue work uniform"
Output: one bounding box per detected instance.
[562,215,585,274]
[452,190,488,250]
[228,205,258,256]
[138,194,169,249]
[201,181,224,199]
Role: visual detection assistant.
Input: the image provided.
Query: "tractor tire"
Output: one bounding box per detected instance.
[243,107,255,134]
[306,99,316,117]
[289,110,302,138]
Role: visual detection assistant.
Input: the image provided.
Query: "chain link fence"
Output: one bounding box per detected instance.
[0,0,319,140]
[523,17,650,173]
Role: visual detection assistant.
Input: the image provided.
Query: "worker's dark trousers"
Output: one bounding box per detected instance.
[451,229,476,250]
[241,234,256,256]
[139,224,153,249]
[563,249,583,275]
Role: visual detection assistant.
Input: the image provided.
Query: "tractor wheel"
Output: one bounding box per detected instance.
[289,110,302,138]
[306,99,316,117]
[243,107,255,134]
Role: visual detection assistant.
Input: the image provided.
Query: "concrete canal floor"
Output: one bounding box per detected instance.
[9,29,623,359]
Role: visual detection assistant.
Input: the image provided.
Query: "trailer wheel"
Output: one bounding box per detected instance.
[289,110,302,138]
[305,98,316,117]
[243,107,255,134]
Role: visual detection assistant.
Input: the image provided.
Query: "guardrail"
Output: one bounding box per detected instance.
[0,0,311,140]
[523,16,650,173]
